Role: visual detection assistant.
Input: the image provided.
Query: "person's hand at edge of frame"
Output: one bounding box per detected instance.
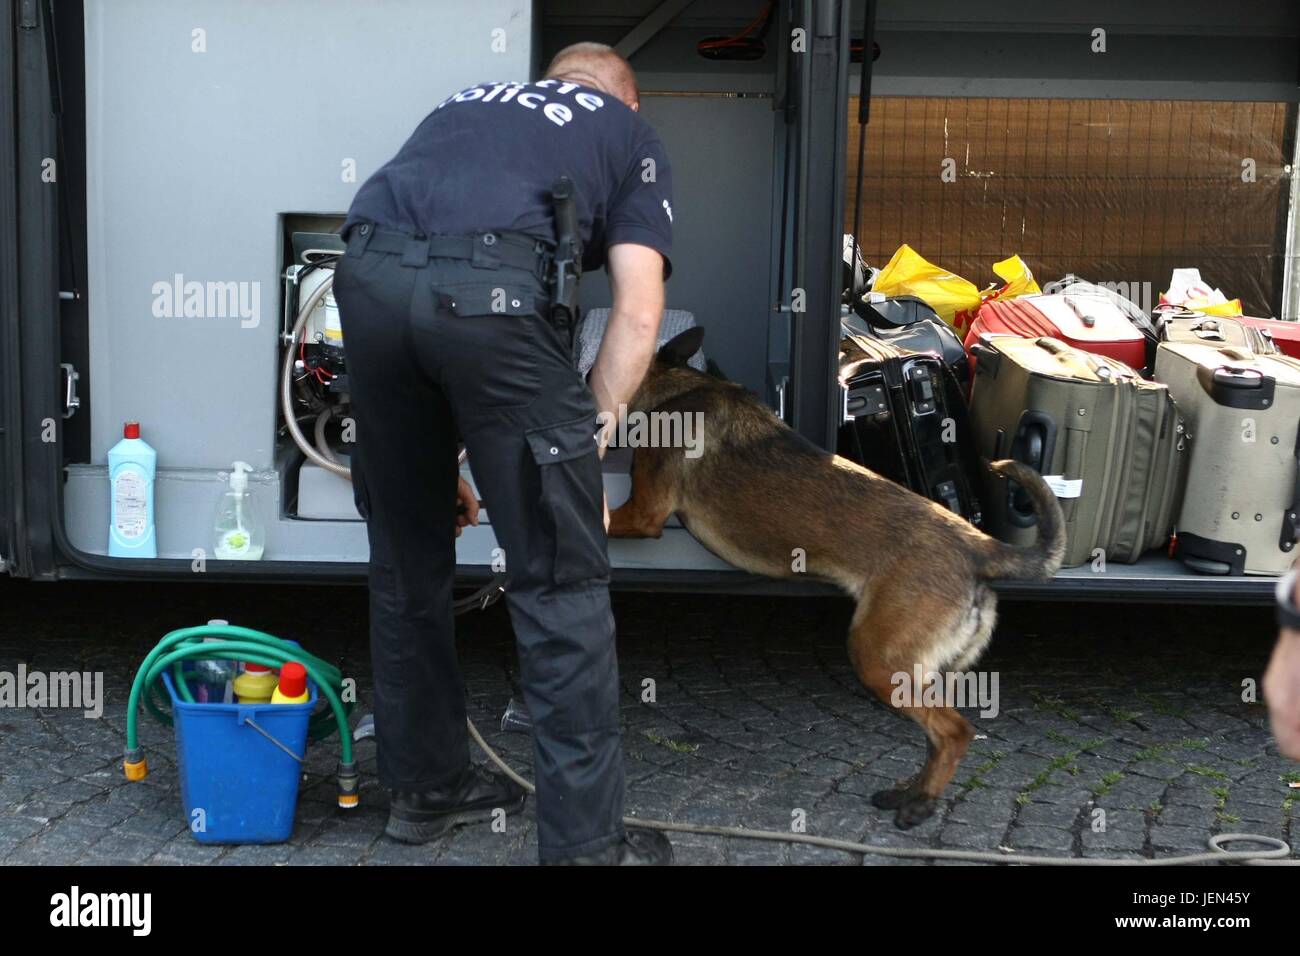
[1265,567,1300,760]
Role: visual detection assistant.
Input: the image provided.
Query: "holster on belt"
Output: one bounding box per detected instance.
[549,177,583,350]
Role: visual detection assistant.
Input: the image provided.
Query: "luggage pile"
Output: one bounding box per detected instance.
[837,246,1300,577]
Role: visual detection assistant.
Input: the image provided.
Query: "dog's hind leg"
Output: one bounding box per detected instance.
[895,703,975,828]
[607,448,678,539]
[848,599,977,830]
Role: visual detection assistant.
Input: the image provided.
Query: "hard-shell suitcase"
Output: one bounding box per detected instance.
[969,335,1188,567]
[965,293,1148,378]
[837,331,984,526]
[853,292,944,329]
[1157,311,1276,356]
[1234,317,1300,360]
[1044,274,1158,342]
[844,298,970,390]
[1153,343,1300,575]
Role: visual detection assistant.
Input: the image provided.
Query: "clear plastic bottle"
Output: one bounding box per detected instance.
[213,461,265,560]
[193,619,237,703]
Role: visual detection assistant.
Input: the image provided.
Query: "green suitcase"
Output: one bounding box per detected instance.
[970,336,1188,567]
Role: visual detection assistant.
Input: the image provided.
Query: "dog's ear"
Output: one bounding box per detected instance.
[656,327,705,367]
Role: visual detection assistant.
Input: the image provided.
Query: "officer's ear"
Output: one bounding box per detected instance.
[656,327,704,367]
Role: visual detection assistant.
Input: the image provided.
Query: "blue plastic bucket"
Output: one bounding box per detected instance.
[161,669,315,844]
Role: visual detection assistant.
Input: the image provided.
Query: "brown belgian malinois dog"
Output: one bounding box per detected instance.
[607,328,1067,828]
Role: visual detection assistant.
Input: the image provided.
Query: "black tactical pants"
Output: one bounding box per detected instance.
[332,225,625,862]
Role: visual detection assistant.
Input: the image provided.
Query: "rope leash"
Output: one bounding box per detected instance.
[464,718,1295,866]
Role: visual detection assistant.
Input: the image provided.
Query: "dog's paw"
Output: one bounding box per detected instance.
[870,787,910,810]
[893,795,938,830]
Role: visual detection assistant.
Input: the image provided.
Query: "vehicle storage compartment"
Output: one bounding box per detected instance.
[38,0,1299,602]
[58,0,783,578]
[64,0,547,565]
[834,2,1298,602]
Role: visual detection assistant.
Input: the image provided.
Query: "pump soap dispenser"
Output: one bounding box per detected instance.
[213,461,265,560]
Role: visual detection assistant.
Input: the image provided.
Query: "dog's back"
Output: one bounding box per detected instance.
[625,358,1066,596]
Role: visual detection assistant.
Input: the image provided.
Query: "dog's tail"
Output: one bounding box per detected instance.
[977,460,1067,581]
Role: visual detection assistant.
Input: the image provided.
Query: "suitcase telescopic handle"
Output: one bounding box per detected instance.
[1062,295,1098,328]
[1034,336,1114,379]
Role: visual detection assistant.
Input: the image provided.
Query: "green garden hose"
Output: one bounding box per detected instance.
[124,624,359,808]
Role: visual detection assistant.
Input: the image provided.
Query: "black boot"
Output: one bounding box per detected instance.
[546,828,673,866]
[385,764,527,844]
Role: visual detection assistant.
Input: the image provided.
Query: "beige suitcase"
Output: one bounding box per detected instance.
[1154,343,1300,575]
[970,335,1187,567]
[1158,313,1277,356]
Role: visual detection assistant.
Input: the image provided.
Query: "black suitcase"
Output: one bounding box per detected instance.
[845,296,970,390]
[837,331,985,526]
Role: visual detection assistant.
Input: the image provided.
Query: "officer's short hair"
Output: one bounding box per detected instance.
[544,42,639,106]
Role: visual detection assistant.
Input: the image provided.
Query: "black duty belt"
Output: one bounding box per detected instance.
[347,223,553,275]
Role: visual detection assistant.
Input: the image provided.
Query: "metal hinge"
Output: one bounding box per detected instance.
[60,363,81,418]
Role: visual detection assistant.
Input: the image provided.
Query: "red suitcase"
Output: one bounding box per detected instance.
[964,293,1147,380]
[1235,316,1300,359]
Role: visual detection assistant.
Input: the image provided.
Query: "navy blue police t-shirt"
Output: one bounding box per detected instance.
[344,79,673,276]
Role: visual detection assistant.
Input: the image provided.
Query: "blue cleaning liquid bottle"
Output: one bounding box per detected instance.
[107,421,157,558]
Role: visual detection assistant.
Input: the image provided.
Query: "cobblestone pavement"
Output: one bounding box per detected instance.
[0,578,1293,866]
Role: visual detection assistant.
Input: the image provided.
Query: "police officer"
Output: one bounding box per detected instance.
[333,43,673,865]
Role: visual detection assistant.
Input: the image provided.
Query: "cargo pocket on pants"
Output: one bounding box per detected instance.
[525,414,610,587]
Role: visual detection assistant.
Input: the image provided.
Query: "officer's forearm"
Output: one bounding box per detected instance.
[592,243,667,456]
[589,305,661,456]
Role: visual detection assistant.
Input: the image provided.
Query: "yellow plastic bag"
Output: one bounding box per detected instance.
[872,245,1040,337]
[873,245,981,327]
[1166,297,1243,317]
[989,254,1040,301]
[1195,300,1244,317]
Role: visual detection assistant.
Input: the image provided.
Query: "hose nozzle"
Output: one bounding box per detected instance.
[123,747,147,781]
[337,760,359,809]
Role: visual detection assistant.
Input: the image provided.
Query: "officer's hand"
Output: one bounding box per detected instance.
[455,476,480,537]
[603,490,610,532]
[1265,629,1300,760]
